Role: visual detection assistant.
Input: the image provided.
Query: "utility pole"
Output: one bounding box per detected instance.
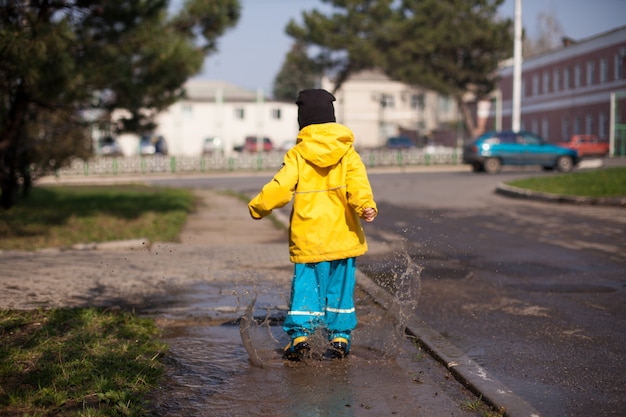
[512,0,522,131]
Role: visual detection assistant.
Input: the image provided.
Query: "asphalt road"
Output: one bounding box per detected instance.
[150,165,626,417]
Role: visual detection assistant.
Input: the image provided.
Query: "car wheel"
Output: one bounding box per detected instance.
[556,156,574,172]
[483,157,502,174]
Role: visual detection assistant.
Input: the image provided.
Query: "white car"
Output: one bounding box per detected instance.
[202,137,224,154]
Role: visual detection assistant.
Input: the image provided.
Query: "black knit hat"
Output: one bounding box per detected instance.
[296,89,336,130]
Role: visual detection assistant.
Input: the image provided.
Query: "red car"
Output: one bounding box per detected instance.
[563,135,609,157]
[234,136,274,152]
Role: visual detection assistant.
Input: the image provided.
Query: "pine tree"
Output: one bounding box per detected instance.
[273,41,321,101]
[285,0,513,136]
[0,0,240,208]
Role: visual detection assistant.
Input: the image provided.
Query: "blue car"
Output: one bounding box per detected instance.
[462,130,579,174]
[385,136,416,149]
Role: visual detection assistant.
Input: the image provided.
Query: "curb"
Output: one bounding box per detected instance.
[32,238,150,253]
[356,271,542,417]
[495,183,626,207]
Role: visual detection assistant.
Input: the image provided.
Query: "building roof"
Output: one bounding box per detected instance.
[182,79,263,102]
[500,25,626,74]
[347,69,391,81]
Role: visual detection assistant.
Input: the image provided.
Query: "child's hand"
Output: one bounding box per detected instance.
[361,207,377,223]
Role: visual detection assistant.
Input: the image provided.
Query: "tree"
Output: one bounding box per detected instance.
[0,0,240,209]
[285,0,513,137]
[523,12,565,57]
[285,0,394,93]
[272,41,321,101]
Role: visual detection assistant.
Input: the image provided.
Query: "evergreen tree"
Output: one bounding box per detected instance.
[285,0,393,93]
[0,0,240,208]
[286,0,513,136]
[272,41,321,101]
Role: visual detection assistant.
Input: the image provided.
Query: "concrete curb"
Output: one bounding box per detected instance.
[495,183,626,207]
[26,238,150,254]
[356,271,543,417]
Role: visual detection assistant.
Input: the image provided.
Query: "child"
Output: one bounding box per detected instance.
[248,89,377,361]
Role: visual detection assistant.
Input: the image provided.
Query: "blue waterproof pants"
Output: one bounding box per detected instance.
[283,258,357,341]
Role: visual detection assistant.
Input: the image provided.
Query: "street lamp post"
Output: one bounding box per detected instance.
[512,0,523,132]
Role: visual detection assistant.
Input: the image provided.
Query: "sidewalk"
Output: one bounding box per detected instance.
[0,189,540,416]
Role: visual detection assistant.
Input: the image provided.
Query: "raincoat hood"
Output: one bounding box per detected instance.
[295,123,354,168]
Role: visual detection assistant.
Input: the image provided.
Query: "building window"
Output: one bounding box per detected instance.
[272,108,281,120]
[235,108,245,119]
[541,118,549,138]
[616,50,625,80]
[599,112,607,138]
[438,96,451,113]
[587,61,595,85]
[522,79,526,97]
[574,64,581,88]
[586,114,594,134]
[182,104,193,117]
[531,119,538,134]
[562,116,569,140]
[600,58,608,83]
[563,67,570,90]
[574,116,581,134]
[543,72,550,94]
[381,94,395,108]
[532,74,539,96]
[553,69,560,92]
[411,94,425,110]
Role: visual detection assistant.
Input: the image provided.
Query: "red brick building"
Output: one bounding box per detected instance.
[490,25,626,155]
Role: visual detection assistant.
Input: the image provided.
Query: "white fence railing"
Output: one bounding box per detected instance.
[54,148,462,177]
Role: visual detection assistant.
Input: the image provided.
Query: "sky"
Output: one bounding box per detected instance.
[188,0,626,95]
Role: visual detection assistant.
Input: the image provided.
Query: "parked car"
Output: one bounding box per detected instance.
[462,130,579,174]
[562,134,609,158]
[98,136,123,157]
[234,136,273,152]
[202,137,224,155]
[140,134,168,155]
[385,136,416,149]
[278,139,297,151]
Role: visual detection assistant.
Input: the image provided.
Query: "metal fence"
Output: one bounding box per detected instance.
[54,148,462,177]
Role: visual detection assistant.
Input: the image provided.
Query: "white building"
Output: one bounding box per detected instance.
[118,79,299,157]
[114,73,460,156]
[323,70,460,148]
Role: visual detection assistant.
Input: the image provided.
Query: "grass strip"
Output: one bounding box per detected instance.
[0,185,195,251]
[506,167,626,197]
[0,308,166,417]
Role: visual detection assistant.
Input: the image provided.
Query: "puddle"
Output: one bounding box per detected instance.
[146,254,480,416]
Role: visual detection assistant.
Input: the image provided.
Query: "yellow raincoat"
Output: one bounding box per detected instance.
[248,123,377,264]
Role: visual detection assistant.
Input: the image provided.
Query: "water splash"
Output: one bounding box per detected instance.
[238,251,423,364]
[236,277,288,368]
[239,295,267,368]
[359,250,423,360]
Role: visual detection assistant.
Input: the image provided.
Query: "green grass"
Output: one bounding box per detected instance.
[506,167,626,197]
[0,184,195,251]
[0,185,192,415]
[0,308,166,417]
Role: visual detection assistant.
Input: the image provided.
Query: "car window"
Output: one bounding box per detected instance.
[483,136,500,145]
[496,132,515,144]
[520,132,542,145]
